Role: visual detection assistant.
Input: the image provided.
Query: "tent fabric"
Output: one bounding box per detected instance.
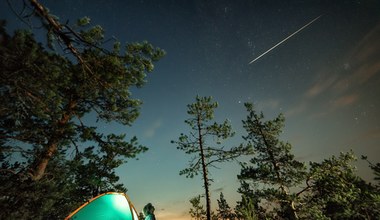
[65,192,139,220]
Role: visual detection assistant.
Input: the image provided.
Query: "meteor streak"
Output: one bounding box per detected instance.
[249,15,322,64]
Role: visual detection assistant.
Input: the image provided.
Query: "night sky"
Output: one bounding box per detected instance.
[2,1,380,219]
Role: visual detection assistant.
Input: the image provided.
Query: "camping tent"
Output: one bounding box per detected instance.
[65,192,139,220]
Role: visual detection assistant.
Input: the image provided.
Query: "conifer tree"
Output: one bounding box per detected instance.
[172,96,250,220]
[235,195,258,220]
[216,192,236,220]
[189,195,207,220]
[1,0,164,218]
[238,103,380,219]
[299,152,380,219]
[238,103,306,219]
[1,0,164,181]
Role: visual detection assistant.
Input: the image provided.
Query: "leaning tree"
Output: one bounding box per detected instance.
[1,0,164,218]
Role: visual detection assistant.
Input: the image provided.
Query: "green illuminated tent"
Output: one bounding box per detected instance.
[65,192,139,220]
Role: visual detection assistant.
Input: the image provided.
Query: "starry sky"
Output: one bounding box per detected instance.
[2,0,380,219]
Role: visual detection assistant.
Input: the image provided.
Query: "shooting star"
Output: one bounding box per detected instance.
[249,15,322,64]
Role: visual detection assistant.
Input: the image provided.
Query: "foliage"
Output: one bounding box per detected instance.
[0,135,147,219]
[0,149,76,219]
[216,192,236,220]
[2,1,379,219]
[172,96,250,220]
[238,103,307,219]
[235,195,258,220]
[237,103,380,219]
[298,152,380,219]
[362,155,380,185]
[190,195,207,220]
[0,0,164,218]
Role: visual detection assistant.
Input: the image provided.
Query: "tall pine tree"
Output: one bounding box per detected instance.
[172,96,250,220]
[238,103,306,219]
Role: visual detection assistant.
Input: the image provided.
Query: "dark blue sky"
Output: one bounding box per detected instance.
[2,1,380,219]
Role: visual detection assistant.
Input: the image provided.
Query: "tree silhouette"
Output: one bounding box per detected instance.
[238,103,306,219]
[299,152,380,219]
[172,96,250,220]
[189,195,207,220]
[238,103,380,219]
[216,192,236,220]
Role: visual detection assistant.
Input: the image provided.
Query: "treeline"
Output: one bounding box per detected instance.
[176,97,380,220]
[1,1,379,219]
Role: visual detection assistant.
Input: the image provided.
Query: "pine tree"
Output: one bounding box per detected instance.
[189,195,207,220]
[237,103,380,219]
[362,155,380,185]
[235,195,258,220]
[1,0,164,181]
[1,0,164,217]
[172,96,250,220]
[238,103,307,219]
[299,152,380,219]
[216,192,236,220]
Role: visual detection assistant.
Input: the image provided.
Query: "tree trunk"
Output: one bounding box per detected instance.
[255,115,299,220]
[197,115,211,220]
[29,100,76,181]
[30,142,58,181]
